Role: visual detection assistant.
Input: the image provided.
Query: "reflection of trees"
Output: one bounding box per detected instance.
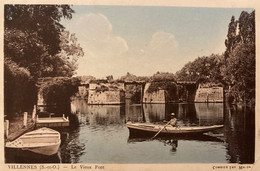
[75,106,125,126]
[71,100,225,127]
[71,99,89,114]
[128,134,224,154]
[60,128,85,163]
[224,104,255,164]
[177,103,198,125]
[126,102,224,126]
[125,101,143,122]
[71,100,126,126]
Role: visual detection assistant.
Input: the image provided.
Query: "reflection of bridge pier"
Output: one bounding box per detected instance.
[195,103,224,125]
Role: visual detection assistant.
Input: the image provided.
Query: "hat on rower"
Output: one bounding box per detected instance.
[171,113,175,116]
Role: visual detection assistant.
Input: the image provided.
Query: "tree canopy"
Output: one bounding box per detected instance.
[222,10,255,104]
[4,5,83,78]
[4,5,83,116]
[175,54,223,84]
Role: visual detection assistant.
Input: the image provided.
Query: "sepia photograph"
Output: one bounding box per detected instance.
[1,0,258,170]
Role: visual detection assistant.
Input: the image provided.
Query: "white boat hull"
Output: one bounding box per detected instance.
[22,140,61,156]
[5,127,61,156]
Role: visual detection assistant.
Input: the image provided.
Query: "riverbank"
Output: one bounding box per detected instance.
[5,114,35,142]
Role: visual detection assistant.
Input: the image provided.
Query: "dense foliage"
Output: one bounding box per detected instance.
[4,5,83,117]
[222,10,255,105]
[129,85,142,102]
[4,5,83,78]
[119,72,176,82]
[56,31,84,77]
[38,77,81,105]
[151,72,176,82]
[94,83,124,92]
[4,59,37,117]
[175,54,223,84]
[5,5,73,56]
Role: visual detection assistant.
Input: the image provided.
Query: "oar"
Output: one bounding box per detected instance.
[151,120,171,139]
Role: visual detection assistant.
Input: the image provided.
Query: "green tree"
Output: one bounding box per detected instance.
[4,59,37,117]
[224,16,238,59]
[4,5,83,117]
[238,11,255,44]
[223,43,255,103]
[38,77,81,106]
[175,54,223,84]
[222,10,255,105]
[5,5,74,56]
[46,30,84,77]
[4,5,79,78]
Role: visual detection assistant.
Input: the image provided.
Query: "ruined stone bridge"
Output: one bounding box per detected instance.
[37,77,222,105]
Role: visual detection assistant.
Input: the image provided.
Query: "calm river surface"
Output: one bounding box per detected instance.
[6,100,255,164]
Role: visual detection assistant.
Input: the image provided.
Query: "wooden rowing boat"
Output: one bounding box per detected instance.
[126,122,224,135]
[5,127,61,156]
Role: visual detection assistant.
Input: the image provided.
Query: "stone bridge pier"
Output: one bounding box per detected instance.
[176,81,198,102]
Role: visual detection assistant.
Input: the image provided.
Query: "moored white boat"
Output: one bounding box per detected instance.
[5,127,61,156]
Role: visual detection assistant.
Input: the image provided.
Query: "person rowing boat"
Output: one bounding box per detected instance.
[151,112,177,139]
[169,113,177,127]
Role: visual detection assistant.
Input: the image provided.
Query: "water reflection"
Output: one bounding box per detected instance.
[60,128,86,163]
[143,104,166,122]
[195,103,224,125]
[223,104,255,163]
[71,99,126,126]
[129,102,224,126]
[67,100,254,163]
[5,148,62,163]
[6,100,254,164]
[128,133,224,154]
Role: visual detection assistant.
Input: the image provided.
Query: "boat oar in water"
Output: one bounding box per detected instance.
[151,120,171,139]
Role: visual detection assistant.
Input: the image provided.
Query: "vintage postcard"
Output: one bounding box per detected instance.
[0,0,259,170]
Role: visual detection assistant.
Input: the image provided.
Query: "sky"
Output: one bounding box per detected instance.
[61,6,253,79]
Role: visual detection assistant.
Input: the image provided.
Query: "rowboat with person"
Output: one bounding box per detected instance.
[126,121,224,136]
[126,113,224,138]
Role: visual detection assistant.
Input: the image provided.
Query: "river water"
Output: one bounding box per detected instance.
[6,99,255,164]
